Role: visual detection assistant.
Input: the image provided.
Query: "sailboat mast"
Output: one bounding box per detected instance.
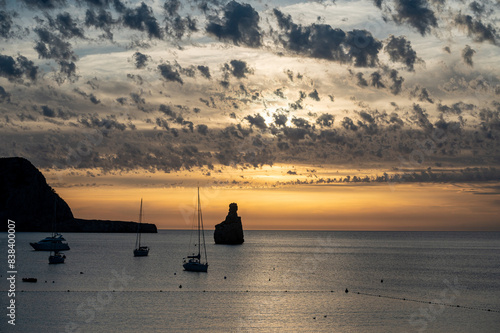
[52,198,57,238]
[136,198,143,249]
[200,195,207,263]
[197,187,201,257]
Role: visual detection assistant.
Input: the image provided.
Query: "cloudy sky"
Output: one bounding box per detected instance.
[1,0,499,230]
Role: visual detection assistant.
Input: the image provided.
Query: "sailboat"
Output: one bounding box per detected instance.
[49,251,66,264]
[183,188,209,272]
[133,198,150,257]
[47,199,66,264]
[30,199,70,251]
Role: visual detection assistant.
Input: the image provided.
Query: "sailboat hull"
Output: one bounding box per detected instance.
[183,262,208,272]
[133,248,149,256]
[49,255,65,264]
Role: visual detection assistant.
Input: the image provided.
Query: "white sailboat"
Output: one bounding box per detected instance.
[134,198,150,257]
[183,188,208,272]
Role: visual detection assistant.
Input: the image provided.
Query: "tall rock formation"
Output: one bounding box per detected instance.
[0,157,73,232]
[0,157,157,232]
[214,203,244,244]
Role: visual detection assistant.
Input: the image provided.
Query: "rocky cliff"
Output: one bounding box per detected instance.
[0,157,157,233]
[214,203,244,244]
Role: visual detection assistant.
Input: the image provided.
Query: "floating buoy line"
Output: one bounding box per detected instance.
[351,290,499,313]
[3,288,498,313]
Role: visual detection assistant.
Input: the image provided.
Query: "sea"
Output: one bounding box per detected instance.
[1,231,499,332]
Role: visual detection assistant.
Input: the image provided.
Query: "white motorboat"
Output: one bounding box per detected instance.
[30,234,70,251]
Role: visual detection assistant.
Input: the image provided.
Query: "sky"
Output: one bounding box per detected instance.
[0,0,499,230]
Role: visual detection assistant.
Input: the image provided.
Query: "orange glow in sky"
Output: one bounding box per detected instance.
[55,181,500,231]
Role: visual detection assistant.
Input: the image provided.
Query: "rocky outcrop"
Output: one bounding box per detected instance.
[214,203,244,244]
[0,157,157,233]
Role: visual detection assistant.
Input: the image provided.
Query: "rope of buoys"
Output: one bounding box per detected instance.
[5,288,500,313]
[351,290,499,313]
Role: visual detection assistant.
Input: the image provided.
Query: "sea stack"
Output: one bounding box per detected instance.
[214,203,244,244]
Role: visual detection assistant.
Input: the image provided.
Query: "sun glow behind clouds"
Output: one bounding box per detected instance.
[50,167,500,231]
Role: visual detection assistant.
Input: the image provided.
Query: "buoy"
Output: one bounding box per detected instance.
[345,288,348,293]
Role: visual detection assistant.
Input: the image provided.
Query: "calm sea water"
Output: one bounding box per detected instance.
[1,231,499,332]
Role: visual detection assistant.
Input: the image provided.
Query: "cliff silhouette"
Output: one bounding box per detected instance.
[0,157,157,233]
[214,203,244,244]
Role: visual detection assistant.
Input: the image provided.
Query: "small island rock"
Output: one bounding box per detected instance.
[214,203,244,244]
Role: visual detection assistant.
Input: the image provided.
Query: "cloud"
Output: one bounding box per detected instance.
[341,116,358,131]
[273,9,381,67]
[164,0,181,17]
[122,2,162,39]
[355,72,368,87]
[85,9,115,39]
[41,105,56,117]
[196,124,208,135]
[391,0,438,36]
[156,117,169,130]
[411,86,434,103]
[370,71,385,88]
[308,89,320,101]
[291,117,311,129]
[0,86,11,103]
[469,1,485,16]
[133,52,149,69]
[372,0,383,9]
[34,28,77,61]
[166,15,198,40]
[384,35,421,71]
[79,114,127,132]
[389,69,404,95]
[49,12,85,39]
[461,45,475,67]
[454,13,497,44]
[273,112,288,127]
[19,0,66,10]
[158,63,183,85]
[316,113,334,127]
[197,65,211,79]
[206,1,262,47]
[437,102,475,115]
[245,113,267,129]
[58,60,77,81]
[345,30,382,67]
[0,10,14,39]
[0,54,39,82]
[411,103,433,131]
[224,59,252,78]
